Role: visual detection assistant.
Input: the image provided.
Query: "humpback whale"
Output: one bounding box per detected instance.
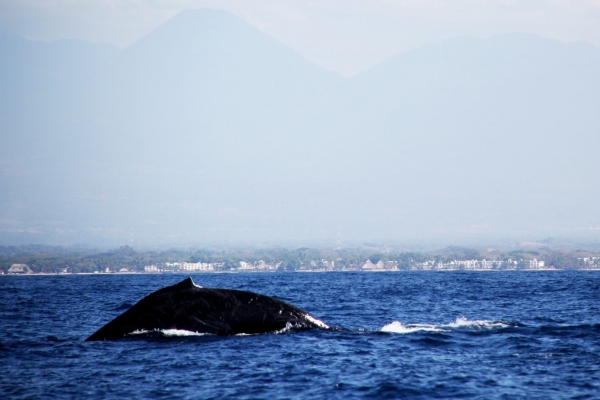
[86,277,328,340]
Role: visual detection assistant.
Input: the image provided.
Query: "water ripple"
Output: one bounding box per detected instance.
[1,271,599,398]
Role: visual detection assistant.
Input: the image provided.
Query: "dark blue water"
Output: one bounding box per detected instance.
[1,272,599,399]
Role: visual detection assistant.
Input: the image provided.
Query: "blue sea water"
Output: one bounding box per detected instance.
[1,271,599,399]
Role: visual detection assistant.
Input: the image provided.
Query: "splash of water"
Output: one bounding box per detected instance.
[382,317,510,333]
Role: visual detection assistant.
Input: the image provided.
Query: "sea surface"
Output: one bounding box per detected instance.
[1,271,599,399]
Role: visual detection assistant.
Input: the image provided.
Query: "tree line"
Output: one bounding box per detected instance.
[0,244,596,274]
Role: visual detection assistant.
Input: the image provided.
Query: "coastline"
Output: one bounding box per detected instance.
[5,268,598,276]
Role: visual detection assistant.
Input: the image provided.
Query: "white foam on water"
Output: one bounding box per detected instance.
[381,317,511,333]
[381,321,444,334]
[273,322,295,334]
[442,316,510,329]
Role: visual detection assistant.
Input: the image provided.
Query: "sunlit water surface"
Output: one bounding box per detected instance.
[1,272,599,399]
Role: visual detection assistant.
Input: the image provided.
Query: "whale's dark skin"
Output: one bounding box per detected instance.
[86,277,328,340]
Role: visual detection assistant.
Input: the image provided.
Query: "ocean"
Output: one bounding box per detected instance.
[1,271,599,399]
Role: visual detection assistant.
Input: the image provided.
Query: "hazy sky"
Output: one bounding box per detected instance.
[1,0,599,75]
[2,1,600,247]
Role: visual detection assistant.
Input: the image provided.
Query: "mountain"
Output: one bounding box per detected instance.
[345,34,600,236]
[1,10,599,246]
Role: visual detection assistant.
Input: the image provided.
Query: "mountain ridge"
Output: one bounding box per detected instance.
[1,10,599,246]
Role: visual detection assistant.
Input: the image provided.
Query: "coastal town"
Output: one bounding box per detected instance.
[3,255,600,275]
[140,257,565,273]
[140,258,549,273]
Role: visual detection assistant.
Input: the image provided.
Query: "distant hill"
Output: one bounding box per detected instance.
[1,9,599,246]
[344,33,600,237]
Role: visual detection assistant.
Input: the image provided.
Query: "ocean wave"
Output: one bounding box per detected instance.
[381,321,444,333]
[273,318,329,334]
[381,317,511,334]
[443,316,510,329]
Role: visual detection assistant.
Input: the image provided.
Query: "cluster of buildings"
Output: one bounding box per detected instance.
[144,262,223,272]
[412,258,547,270]
[1,257,567,275]
[141,258,555,273]
[578,256,600,269]
[296,259,336,271]
[361,260,399,271]
[239,261,279,271]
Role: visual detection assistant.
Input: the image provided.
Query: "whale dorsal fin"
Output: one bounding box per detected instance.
[149,277,201,297]
[174,277,202,290]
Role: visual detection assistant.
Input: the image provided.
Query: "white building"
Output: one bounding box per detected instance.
[362,260,385,270]
[529,259,545,269]
[8,264,31,274]
[182,262,215,271]
[239,261,255,271]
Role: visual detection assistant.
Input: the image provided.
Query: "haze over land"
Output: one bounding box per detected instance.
[1,7,600,247]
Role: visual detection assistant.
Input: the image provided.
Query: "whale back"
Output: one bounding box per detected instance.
[86,277,327,340]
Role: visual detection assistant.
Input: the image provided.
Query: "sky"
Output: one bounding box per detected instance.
[1,0,599,76]
[1,1,600,248]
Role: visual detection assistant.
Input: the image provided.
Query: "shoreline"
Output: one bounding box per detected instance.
[4,268,599,276]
